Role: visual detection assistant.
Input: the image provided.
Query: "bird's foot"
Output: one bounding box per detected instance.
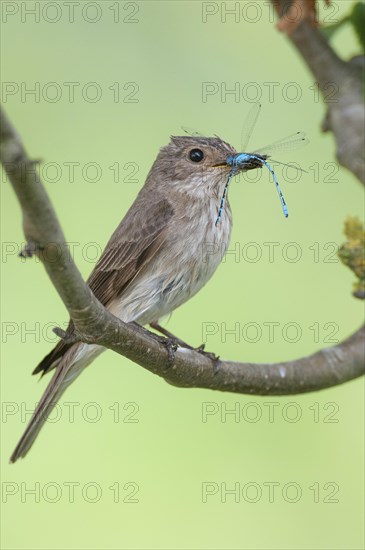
[195,342,218,360]
[150,322,220,369]
[19,241,44,258]
[160,337,178,369]
[150,322,194,349]
[195,344,221,372]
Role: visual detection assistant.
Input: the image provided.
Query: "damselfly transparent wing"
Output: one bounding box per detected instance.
[180,126,205,137]
[240,102,262,151]
[269,159,308,174]
[255,132,309,156]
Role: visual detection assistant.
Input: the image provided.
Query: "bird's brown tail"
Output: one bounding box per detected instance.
[10,343,101,463]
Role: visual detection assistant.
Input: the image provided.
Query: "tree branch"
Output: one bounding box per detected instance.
[1,105,364,395]
[273,0,365,184]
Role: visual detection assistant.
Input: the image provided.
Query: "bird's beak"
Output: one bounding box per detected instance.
[212,156,232,169]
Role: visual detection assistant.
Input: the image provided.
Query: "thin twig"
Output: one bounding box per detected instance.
[273,0,365,184]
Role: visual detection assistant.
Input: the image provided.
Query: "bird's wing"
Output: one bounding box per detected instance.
[87,196,174,305]
[33,195,174,376]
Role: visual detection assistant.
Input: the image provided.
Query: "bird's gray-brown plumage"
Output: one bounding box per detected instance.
[11,135,237,462]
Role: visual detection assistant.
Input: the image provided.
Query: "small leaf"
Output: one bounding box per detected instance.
[338,217,365,299]
[321,17,349,40]
[349,2,365,51]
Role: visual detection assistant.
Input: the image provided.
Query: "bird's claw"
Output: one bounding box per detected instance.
[196,345,221,373]
[161,337,178,369]
[19,241,44,258]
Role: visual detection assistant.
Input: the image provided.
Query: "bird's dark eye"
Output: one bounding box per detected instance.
[189,148,204,162]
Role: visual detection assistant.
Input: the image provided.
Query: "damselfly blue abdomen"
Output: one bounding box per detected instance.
[215,103,308,226]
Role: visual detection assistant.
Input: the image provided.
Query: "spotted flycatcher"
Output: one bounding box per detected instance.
[11,135,240,462]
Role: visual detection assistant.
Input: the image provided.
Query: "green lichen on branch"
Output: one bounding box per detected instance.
[338,217,365,299]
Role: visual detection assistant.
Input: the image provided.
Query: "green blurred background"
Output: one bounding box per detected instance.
[1,1,364,549]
